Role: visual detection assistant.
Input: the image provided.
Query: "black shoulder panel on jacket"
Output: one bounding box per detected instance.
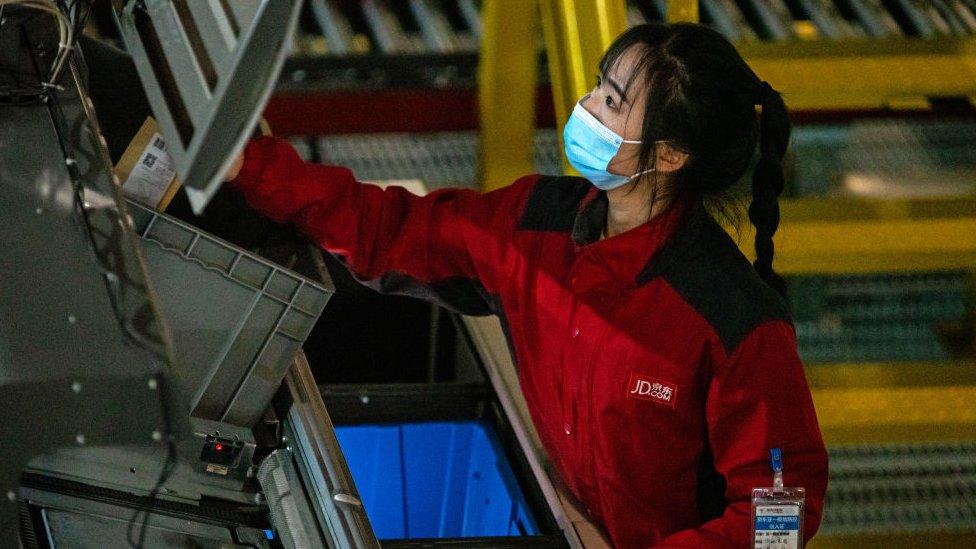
[517,175,591,232]
[662,214,792,355]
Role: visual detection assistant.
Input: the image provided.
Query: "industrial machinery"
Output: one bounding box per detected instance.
[4,0,976,547]
[0,1,575,547]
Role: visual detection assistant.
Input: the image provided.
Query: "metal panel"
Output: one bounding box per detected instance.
[44,508,246,547]
[146,0,214,122]
[0,40,186,542]
[25,428,260,508]
[116,0,304,212]
[257,449,327,549]
[20,484,270,547]
[185,0,236,69]
[284,353,380,548]
[462,316,584,549]
[0,106,164,382]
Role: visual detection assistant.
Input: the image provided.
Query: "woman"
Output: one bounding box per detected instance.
[227,23,828,548]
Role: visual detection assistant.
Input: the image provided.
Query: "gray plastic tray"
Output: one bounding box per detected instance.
[128,200,332,427]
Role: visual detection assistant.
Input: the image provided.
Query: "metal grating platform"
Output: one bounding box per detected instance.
[284,0,976,58]
[790,271,969,363]
[823,442,976,535]
[790,118,976,198]
[304,131,563,189]
[297,119,976,198]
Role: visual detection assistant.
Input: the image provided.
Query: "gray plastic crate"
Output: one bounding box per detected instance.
[128,200,332,427]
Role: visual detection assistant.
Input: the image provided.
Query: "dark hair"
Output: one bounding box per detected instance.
[600,23,789,296]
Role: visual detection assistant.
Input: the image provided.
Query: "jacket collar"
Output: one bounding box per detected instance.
[570,188,708,286]
[570,188,609,245]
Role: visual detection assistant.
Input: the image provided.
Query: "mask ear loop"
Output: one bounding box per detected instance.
[621,139,673,181]
[627,168,656,181]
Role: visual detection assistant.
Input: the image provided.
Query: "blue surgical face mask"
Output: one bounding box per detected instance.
[563,101,654,190]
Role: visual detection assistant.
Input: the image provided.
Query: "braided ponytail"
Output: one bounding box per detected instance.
[598,24,793,296]
[748,81,789,297]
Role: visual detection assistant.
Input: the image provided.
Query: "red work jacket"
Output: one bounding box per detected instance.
[231,136,829,548]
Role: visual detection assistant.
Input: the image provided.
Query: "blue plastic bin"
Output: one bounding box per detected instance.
[333,420,540,540]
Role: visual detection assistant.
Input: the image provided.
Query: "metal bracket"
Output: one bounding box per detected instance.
[115,0,304,212]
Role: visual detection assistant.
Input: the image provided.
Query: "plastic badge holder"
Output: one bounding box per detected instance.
[752,448,805,549]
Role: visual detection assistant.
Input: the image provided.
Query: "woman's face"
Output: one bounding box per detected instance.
[579,45,688,179]
[579,45,647,177]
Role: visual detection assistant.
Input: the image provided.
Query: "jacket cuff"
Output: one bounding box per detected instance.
[230,135,280,192]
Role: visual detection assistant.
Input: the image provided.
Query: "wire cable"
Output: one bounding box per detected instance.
[0,0,73,86]
[22,14,179,546]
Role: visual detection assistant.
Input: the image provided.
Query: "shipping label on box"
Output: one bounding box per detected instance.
[114,117,181,211]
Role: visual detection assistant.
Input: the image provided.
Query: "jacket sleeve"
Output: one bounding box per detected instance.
[654,320,829,548]
[229,136,534,315]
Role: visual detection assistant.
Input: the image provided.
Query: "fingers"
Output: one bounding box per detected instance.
[225,151,245,182]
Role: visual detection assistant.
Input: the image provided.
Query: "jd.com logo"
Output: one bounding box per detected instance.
[627,373,677,409]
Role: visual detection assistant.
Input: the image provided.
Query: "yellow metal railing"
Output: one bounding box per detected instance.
[741,37,976,111]
[538,0,628,132]
[733,198,976,446]
[479,0,628,189]
[477,0,539,190]
[477,1,976,188]
[665,0,698,23]
[807,361,976,444]
[725,198,976,276]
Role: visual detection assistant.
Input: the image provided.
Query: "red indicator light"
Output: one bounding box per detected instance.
[215,443,223,452]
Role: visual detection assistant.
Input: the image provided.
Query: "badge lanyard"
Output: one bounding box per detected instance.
[751,448,806,549]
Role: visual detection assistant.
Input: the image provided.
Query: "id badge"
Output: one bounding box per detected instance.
[751,486,805,549]
[752,448,805,549]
